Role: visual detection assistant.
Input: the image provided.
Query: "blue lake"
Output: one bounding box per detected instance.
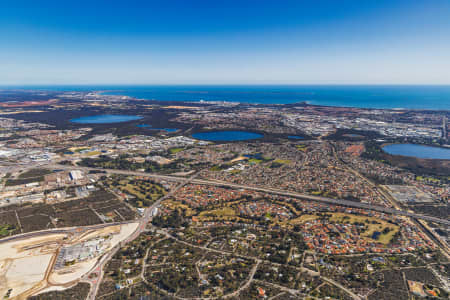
[71,114,142,124]
[382,144,450,160]
[192,131,263,141]
[288,135,304,139]
[151,128,178,132]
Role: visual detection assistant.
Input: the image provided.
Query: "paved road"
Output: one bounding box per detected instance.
[321,277,361,300]
[48,163,450,226]
[223,260,260,299]
[85,171,198,300]
[0,221,135,245]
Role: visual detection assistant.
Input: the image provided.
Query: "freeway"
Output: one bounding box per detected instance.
[48,163,450,226]
[190,179,450,225]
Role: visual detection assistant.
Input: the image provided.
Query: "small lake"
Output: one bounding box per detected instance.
[192,131,263,141]
[151,128,178,132]
[71,114,142,124]
[288,135,304,140]
[382,144,450,160]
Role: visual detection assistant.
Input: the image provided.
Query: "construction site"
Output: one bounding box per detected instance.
[0,222,138,299]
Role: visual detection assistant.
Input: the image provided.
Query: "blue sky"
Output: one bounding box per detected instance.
[1,0,450,85]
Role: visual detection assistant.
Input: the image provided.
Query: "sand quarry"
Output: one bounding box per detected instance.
[0,223,138,299]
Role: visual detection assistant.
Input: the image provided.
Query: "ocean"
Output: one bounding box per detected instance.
[2,85,450,110]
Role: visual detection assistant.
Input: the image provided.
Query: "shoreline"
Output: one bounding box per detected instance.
[95,90,450,112]
[0,87,448,111]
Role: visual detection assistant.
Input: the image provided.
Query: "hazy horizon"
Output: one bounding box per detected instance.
[3,83,450,85]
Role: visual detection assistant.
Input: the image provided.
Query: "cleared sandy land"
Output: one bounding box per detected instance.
[1,254,53,298]
[230,156,248,163]
[0,110,45,115]
[50,259,98,285]
[0,233,67,299]
[35,284,71,294]
[0,234,66,260]
[77,225,121,243]
[0,223,139,299]
[109,222,139,246]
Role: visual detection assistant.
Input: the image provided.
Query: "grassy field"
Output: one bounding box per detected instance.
[296,144,307,152]
[124,182,165,200]
[0,224,16,237]
[85,151,101,156]
[68,146,89,153]
[196,215,248,223]
[273,159,291,164]
[210,165,222,171]
[104,177,166,208]
[169,147,184,154]
[289,215,319,225]
[122,184,146,199]
[248,158,262,164]
[329,213,399,245]
[199,207,236,217]
[163,200,195,216]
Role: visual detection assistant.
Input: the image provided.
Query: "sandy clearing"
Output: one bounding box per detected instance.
[0,234,66,299]
[76,225,121,243]
[0,110,45,115]
[109,222,139,246]
[230,156,248,163]
[0,223,139,298]
[0,233,66,260]
[50,259,98,285]
[0,254,53,299]
[35,284,72,295]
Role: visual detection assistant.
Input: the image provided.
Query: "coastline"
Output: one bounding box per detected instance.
[1,86,449,110]
[93,86,450,111]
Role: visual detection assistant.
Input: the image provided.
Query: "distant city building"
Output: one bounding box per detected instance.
[69,170,83,181]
